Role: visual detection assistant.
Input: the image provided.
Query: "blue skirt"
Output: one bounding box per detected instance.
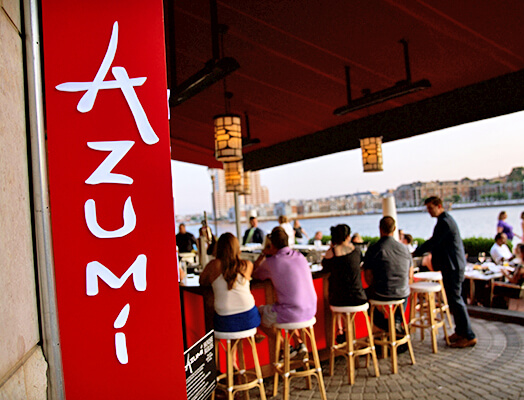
[214,306,261,332]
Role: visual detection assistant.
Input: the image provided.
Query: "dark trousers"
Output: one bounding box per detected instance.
[442,267,476,340]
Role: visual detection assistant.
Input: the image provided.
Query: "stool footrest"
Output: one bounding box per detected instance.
[216,380,261,393]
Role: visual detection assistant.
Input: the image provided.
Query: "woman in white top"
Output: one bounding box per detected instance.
[279,215,295,247]
[200,233,260,332]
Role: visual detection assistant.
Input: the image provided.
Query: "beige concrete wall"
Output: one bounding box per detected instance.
[0,0,48,398]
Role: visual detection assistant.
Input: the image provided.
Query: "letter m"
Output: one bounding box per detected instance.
[86,254,147,296]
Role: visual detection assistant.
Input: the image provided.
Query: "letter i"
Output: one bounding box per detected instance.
[114,304,130,364]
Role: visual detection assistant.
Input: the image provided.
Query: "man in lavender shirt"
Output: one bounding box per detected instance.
[254,227,317,355]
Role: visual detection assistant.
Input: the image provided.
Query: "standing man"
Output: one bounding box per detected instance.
[363,216,412,335]
[414,196,477,348]
[242,216,265,245]
[176,223,197,253]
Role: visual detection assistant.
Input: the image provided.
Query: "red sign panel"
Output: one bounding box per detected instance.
[41,1,187,398]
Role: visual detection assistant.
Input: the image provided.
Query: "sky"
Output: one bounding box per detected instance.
[171,110,524,216]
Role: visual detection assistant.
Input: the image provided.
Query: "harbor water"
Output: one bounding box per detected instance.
[183,204,524,242]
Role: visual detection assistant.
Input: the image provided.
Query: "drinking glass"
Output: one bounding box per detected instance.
[478,252,486,264]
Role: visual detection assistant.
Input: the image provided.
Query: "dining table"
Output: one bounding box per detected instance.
[464,262,508,305]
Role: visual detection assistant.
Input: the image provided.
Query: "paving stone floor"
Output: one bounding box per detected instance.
[238,318,524,400]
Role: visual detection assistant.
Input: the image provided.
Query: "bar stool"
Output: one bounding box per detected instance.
[413,271,454,331]
[273,317,327,400]
[409,281,450,353]
[329,303,380,384]
[369,299,416,374]
[212,328,266,400]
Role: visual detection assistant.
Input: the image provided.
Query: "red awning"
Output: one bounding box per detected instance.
[166,0,524,170]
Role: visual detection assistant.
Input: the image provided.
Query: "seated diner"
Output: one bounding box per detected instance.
[322,224,367,343]
[253,227,317,355]
[199,233,261,334]
[490,233,515,265]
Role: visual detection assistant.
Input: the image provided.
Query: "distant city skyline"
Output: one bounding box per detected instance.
[171,110,524,216]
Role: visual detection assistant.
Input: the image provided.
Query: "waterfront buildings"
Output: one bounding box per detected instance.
[395,167,524,208]
[219,168,524,222]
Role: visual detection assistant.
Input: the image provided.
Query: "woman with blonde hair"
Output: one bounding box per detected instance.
[200,233,260,332]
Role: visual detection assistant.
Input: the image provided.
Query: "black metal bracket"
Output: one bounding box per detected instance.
[334,39,431,116]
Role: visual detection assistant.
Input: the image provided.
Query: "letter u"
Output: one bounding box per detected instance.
[85,196,136,238]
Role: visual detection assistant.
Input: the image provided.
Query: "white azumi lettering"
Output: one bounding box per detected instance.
[114,304,130,364]
[115,333,128,364]
[58,20,160,367]
[85,196,136,238]
[55,21,159,145]
[114,303,130,328]
[86,255,147,296]
[86,141,135,185]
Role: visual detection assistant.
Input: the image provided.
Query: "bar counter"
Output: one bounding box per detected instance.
[179,265,371,377]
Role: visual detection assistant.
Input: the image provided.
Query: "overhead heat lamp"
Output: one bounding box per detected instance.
[169,0,239,107]
[334,39,430,116]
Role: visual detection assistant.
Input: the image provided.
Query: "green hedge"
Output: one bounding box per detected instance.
[462,237,499,256]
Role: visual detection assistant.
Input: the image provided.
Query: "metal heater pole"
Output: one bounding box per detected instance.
[234,192,242,240]
[211,175,218,235]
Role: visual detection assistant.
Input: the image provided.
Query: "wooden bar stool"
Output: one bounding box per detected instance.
[329,303,380,384]
[369,299,416,374]
[413,271,454,331]
[212,328,266,400]
[409,281,450,353]
[273,317,327,400]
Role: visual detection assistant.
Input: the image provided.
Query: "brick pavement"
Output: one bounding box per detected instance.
[239,318,524,400]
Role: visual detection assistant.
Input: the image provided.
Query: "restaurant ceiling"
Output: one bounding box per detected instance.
[166,0,524,170]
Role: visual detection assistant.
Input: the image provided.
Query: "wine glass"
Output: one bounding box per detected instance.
[478,252,486,264]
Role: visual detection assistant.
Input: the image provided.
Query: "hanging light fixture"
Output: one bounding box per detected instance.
[224,160,244,192]
[241,170,251,195]
[214,114,242,161]
[213,24,243,163]
[360,137,383,172]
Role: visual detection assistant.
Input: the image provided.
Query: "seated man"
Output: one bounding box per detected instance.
[490,233,515,265]
[308,231,323,245]
[253,227,317,356]
[242,216,265,245]
[176,223,197,253]
[363,216,412,335]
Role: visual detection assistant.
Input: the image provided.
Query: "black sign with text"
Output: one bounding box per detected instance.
[184,331,216,400]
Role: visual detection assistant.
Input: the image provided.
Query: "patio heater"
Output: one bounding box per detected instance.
[207,168,219,236]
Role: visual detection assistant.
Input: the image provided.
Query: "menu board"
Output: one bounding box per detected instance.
[185,331,217,400]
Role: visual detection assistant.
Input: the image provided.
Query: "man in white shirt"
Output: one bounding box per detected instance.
[490,233,515,264]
